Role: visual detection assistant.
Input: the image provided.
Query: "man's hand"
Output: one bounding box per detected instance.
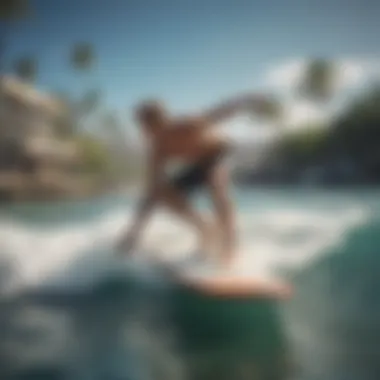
[115,195,156,257]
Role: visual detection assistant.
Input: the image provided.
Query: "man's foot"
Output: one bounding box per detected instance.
[218,249,237,270]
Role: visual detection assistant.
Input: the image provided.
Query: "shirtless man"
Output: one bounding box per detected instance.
[118,94,267,267]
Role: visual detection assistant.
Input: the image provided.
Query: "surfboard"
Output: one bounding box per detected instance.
[154,255,292,300]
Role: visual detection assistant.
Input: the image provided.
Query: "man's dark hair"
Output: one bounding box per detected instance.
[135,99,166,122]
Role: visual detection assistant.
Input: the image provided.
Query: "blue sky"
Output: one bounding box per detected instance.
[2,0,380,138]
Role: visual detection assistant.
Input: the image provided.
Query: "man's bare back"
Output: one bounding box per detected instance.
[118,94,269,267]
[152,116,228,160]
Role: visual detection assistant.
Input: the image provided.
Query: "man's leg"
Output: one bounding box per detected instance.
[157,182,215,256]
[207,163,237,267]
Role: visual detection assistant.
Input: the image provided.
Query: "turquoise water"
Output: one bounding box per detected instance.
[0,188,379,379]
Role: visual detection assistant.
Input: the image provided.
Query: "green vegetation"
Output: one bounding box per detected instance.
[74,134,110,174]
[331,86,380,177]
[269,83,380,184]
[239,58,380,185]
[278,125,329,167]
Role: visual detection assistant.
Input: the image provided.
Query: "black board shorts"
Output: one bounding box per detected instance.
[170,146,230,194]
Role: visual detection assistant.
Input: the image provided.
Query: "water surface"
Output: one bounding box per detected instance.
[0,187,379,380]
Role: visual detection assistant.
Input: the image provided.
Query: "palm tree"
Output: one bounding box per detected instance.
[12,55,37,81]
[63,42,98,136]
[70,42,95,71]
[298,59,337,103]
[69,43,99,126]
[0,0,31,71]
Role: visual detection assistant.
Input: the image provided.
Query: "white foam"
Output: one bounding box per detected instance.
[0,200,369,295]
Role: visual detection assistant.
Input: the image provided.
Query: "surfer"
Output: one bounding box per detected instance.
[117,94,271,267]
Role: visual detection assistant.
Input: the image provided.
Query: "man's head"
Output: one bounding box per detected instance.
[135,99,168,137]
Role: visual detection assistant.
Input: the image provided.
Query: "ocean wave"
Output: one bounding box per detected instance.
[0,198,369,295]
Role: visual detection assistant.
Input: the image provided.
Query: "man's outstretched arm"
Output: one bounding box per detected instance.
[201,93,272,125]
[117,148,164,254]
